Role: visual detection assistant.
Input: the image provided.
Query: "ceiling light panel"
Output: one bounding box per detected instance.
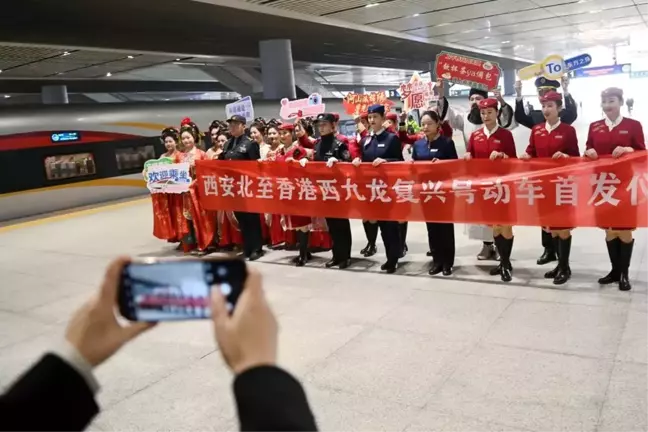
[327,0,425,24]
[375,11,460,31]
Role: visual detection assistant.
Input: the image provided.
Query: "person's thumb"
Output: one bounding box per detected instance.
[122,321,156,342]
[211,286,229,332]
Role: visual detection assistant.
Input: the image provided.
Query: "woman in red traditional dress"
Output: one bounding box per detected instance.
[176,118,216,255]
[294,118,333,253]
[252,121,287,249]
[276,123,314,266]
[148,127,186,244]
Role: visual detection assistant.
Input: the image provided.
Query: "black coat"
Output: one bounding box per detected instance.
[313,134,351,162]
[359,130,404,163]
[412,135,459,161]
[514,93,578,129]
[220,135,261,161]
[0,355,317,432]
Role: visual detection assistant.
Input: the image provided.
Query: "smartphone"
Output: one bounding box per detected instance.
[118,257,247,322]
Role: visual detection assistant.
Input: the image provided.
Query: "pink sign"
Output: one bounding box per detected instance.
[280,93,326,120]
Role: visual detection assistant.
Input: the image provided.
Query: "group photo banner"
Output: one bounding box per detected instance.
[195,153,648,228]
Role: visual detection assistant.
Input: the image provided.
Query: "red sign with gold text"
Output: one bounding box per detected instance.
[435,51,502,90]
[195,153,648,227]
[342,92,394,116]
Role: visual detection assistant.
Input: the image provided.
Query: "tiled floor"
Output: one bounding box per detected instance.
[0,200,646,432]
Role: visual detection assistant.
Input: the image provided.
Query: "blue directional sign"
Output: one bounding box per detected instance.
[565,53,592,71]
[573,64,631,78]
[50,131,81,143]
[631,70,648,79]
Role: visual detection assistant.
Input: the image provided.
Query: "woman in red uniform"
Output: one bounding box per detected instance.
[176,119,216,255]
[584,87,646,291]
[276,123,314,266]
[465,98,518,282]
[520,91,580,285]
[148,127,185,243]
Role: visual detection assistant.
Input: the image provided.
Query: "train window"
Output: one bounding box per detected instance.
[115,145,156,171]
[44,153,96,180]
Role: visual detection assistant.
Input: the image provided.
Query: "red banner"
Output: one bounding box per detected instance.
[435,51,502,90]
[342,92,394,116]
[195,153,648,227]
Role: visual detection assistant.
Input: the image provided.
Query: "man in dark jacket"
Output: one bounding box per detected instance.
[0,258,317,432]
[514,76,578,266]
[313,113,353,269]
[219,115,264,261]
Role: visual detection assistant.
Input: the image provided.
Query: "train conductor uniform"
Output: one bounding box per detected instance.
[219,114,264,261]
[358,104,404,273]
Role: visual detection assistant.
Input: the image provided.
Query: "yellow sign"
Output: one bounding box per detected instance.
[518,54,566,81]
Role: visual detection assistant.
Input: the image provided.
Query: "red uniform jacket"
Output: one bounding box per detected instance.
[468,126,517,159]
[526,122,580,157]
[585,117,646,155]
[297,135,317,149]
[348,130,367,159]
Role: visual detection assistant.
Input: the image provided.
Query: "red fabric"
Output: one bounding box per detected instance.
[260,214,269,242]
[527,123,580,157]
[276,144,309,162]
[310,231,332,249]
[151,194,177,241]
[398,129,423,146]
[298,135,317,149]
[285,229,296,246]
[219,213,242,247]
[268,214,286,246]
[586,117,646,155]
[440,121,453,138]
[468,127,517,159]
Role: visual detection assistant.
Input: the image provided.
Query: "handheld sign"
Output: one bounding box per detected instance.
[435,51,501,90]
[399,72,436,112]
[279,93,325,120]
[226,96,255,122]
[518,54,567,81]
[343,91,394,115]
[143,157,174,178]
[565,53,592,71]
[145,162,191,194]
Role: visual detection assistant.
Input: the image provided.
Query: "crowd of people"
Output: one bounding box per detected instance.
[146,77,645,291]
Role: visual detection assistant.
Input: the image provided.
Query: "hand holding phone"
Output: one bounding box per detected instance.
[118,257,247,322]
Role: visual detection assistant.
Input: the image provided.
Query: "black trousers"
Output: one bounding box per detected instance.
[378,220,401,264]
[325,217,352,261]
[234,211,262,257]
[426,222,455,267]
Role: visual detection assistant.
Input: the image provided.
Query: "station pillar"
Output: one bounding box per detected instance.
[354,87,366,94]
[259,39,296,100]
[502,68,516,96]
[41,85,69,104]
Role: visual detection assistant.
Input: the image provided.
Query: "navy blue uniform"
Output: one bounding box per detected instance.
[359,129,404,269]
[413,135,458,274]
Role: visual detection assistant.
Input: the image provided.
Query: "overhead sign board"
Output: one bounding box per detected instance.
[51,131,81,143]
[572,64,631,78]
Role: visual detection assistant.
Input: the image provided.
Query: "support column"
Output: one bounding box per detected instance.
[503,69,516,96]
[353,87,366,94]
[41,85,69,104]
[259,39,296,100]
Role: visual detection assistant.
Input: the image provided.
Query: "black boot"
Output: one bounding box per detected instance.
[537,230,557,265]
[295,231,310,267]
[399,223,408,258]
[598,238,621,284]
[544,236,561,279]
[361,222,378,257]
[553,236,572,285]
[618,240,634,291]
[489,235,504,276]
[499,237,514,282]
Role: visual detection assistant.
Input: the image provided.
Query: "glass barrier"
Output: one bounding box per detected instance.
[44,153,96,180]
[115,145,156,171]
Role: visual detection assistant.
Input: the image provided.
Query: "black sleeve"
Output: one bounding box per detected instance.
[386,135,404,162]
[247,140,261,160]
[561,94,578,124]
[514,98,535,129]
[498,102,514,128]
[446,139,459,160]
[437,97,449,121]
[336,142,352,162]
[234,366,317,432]
[0,354,99,431]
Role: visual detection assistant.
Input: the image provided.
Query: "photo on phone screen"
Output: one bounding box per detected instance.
[119,259,246,322]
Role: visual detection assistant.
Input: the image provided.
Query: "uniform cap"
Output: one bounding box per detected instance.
[478,98,499,110]
[226,114,247,124]
[332,112,341,122]
[539,90,562,104]
[386,112,398,122]
[367,104,385,115]
[535,77,560,89]
[601,87,623,100]
[316,113,337,123]
[279,123,295,131]
[359,111,369,119]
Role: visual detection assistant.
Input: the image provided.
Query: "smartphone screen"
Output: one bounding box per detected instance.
[119,258,246,322]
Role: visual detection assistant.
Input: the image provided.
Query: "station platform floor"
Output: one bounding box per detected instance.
[0,198,646,431]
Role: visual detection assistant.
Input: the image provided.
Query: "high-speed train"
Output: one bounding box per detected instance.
[0,99,365,222]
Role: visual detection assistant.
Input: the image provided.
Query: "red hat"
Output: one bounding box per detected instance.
[386,112,398,122]
[332,112,340,122]
[359,111,368,120]
[601,87,624,100]
[478,98,498,110]
[279,123,295,131]
[539,90,562,104]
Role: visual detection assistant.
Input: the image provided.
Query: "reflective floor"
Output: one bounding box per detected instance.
[0,198,646,431]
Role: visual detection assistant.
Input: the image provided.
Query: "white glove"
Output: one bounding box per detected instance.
[326,157,338,168]
[299,158,308,167]
[352,157,362,167]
